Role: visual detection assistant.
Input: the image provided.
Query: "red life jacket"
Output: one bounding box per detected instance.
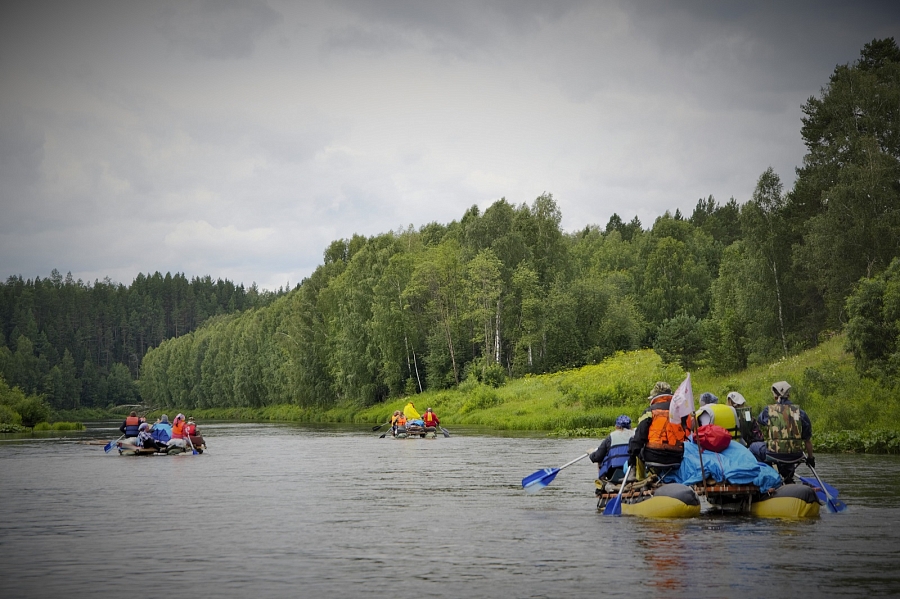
[423,412,438,426]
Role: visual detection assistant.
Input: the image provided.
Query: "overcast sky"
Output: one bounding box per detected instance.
[1,1,898,291]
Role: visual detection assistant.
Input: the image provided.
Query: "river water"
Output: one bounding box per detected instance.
[1,422,898,598]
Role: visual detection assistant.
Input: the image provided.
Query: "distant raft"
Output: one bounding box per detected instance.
[390,424,439,439]
[117,435,206,456]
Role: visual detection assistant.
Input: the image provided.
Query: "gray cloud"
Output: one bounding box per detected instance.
[157,0,282,60]
[1,0,898,290]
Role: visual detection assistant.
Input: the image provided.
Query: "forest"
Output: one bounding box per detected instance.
[2,39,899,421]
[0,271,287,411]
[136,40,900,412]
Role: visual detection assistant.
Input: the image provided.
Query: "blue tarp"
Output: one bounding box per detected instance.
[662,439,782,493]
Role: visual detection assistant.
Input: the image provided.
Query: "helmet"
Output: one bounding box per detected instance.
[699,392,719,405]
[726,392,746,406]
[615,415,632,429]
[772,381,791,398]
[648,381,672,399]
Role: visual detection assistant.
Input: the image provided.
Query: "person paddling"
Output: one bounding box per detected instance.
[589,415,634,489]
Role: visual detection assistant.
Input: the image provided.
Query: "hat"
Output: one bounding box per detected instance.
[772,381,791,398]
[726,392,746,406]
[615,415,632,429]
[139,422,150,431]
[648,381,672,398]
[160,414,169,424]
[699,392,719,405]
[426,408,432,412]
[175,413,185,422]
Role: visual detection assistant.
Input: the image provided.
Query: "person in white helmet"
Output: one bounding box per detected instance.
[756,381,814,484]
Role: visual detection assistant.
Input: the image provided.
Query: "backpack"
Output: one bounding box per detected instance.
[697,424,731,452]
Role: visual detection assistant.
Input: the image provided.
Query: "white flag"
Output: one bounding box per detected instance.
[669,373,694,424]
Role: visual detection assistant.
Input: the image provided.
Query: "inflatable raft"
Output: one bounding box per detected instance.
[118,435,206,455]
[391,426,439,439]
[699,482,820,518]
[596,481,701,518]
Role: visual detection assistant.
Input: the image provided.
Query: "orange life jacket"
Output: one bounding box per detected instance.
[171,421,186,439]
[646,394,687,452]
[397,414,407,426]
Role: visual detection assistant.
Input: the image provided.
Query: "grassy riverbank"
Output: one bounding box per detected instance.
[63,334,899,453]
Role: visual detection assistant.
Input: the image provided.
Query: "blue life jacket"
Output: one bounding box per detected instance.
[152,423,172,443]
[598,443,630,480]
[123,416,141,437]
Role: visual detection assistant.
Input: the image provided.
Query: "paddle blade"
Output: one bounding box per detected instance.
[104,440,115,453]
[800,474,847,513]
[799,476,839,498]
[372,422,386,431]
[603,495,623,516]
[522,468,559,493]
[440,427,450,438]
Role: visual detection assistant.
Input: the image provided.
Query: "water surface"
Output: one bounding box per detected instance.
[1,423,897,598]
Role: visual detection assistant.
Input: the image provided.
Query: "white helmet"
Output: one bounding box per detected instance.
[771,381,791,398]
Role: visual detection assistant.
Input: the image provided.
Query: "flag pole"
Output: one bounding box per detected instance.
[693,415,709,501]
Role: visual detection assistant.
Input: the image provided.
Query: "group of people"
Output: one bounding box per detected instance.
[390,402,440,436]
[589,379,814,486]
[119,411,202,453]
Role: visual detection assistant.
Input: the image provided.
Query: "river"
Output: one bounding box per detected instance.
[1,422,898,598]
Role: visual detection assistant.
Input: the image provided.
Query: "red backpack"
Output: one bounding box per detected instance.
[697,424,731,452]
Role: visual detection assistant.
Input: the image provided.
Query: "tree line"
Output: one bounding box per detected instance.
[0,270,287,410]
[139,39,900,411]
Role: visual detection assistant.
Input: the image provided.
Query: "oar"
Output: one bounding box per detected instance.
[104,434,125,453]
[440,427,450,438]
[798,476,840,500]
[186,432,199,455]
[603,463,632,516]
[379,428,392,439]
[522,453,590,494]
[372,421,390,431]
[804,462,847,513]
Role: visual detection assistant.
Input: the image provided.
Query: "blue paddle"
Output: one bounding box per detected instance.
[798,476,839,500]
[603,463,632,516]
[522,453,590,494]
[802,465,847,513]
[104,434,124,453]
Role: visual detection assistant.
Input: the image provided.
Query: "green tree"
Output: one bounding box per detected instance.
[16,396,50,429]
[741,167,790,357]
[654,314,705,370]
[464,249,504,376]
[846,257,900,380]
[107,362,139,406]
[793,38,900,327]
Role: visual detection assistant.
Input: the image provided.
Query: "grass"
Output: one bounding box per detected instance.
[55,333,899,453]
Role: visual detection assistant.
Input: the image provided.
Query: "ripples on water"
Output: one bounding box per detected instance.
[1,424,899,598]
